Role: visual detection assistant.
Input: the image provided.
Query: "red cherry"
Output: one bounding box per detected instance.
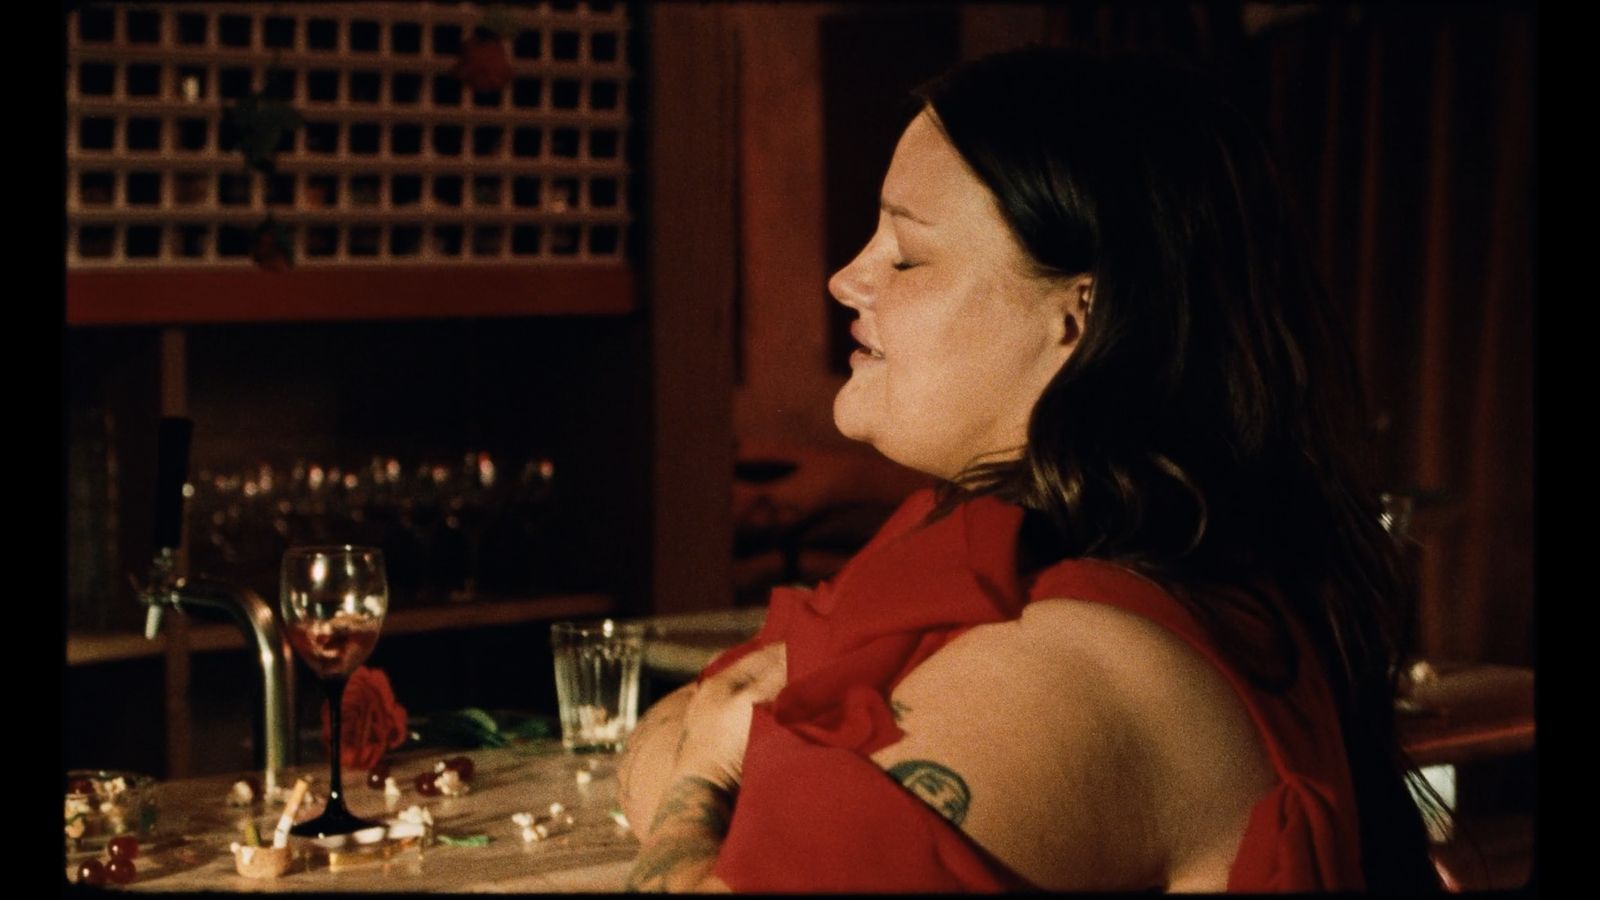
[108,834,140,861]
[106,857,138,884]
[366,760,391,790]
[76,859,106,886]
[443,756,475,782]
[68,777,94,795]
[413,772,440,797]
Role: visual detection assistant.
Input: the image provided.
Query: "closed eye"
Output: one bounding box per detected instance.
[892,260,918,271]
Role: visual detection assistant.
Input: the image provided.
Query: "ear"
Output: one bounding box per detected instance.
[1055,274,1094,348]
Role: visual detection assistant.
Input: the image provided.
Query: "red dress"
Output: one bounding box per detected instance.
[701,488,1366,891]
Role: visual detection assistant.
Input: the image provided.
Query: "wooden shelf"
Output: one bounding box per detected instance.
[67,592,613,666]
[66,264,635,325]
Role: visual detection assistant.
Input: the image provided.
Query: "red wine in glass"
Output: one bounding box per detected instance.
[280,546,388,838]
[287,613,383,679]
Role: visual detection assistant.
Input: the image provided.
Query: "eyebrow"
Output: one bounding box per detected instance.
[880,198,936,226]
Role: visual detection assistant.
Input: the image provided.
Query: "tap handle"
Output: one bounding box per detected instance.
[154,417,194,551]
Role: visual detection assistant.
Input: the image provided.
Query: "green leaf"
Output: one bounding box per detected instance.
[407,708,559,749]
[436,833,492,847]
[456,707,501,733]
[226,93,304,174]
[410,708,506,749]
[503,715,555,740]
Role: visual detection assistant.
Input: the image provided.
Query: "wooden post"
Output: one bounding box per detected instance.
[158,327,192,779]
[646,5,740,614]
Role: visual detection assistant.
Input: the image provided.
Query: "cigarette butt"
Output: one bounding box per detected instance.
[272,777,312,848]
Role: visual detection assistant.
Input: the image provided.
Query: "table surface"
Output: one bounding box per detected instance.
[66,632,1530,893]
[68,743,640,893]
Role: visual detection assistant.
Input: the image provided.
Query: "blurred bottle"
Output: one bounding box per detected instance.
[368,456,426,608]
[419,461,470,601]
[477,457,554,596]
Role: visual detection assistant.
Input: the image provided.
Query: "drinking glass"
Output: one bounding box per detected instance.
[550,620,644,752]
[280,546,388,837]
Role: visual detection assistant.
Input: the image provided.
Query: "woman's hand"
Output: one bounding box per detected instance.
[623,642,787,892]
[672,641,787,793]
[617,641,788,842]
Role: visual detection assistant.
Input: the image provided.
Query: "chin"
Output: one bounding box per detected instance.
[832,396,871,444]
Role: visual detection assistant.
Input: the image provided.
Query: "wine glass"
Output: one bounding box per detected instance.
[280,545,388,838]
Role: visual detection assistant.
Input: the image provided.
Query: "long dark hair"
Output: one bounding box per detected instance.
[917,46,1442,891]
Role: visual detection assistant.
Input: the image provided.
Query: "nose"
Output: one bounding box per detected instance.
[828,245,874,312]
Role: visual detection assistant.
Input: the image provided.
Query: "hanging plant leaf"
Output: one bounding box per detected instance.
[226,93,303,174]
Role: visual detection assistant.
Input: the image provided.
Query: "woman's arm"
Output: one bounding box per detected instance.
[867,600,1277,892]
[623,641,786,892]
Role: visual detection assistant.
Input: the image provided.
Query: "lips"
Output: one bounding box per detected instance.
[849,321,886,360]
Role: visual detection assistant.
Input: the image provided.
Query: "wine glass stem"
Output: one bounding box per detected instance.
[326,675,348,811]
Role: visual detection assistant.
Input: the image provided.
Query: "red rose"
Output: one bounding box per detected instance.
[453,35,514,93]
[321,666,408,771]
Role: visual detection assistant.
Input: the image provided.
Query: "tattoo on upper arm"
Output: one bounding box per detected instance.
[886,760,971,826]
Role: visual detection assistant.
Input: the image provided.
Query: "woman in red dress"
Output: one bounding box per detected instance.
[617,46,1443,893]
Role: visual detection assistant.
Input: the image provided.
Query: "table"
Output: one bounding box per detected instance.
[68,743,641,892]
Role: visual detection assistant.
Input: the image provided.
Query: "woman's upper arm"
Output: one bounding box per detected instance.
[869,598,1280,891]
[866,603,1169,891]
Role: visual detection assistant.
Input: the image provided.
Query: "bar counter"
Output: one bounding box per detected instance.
[67,743,639,893]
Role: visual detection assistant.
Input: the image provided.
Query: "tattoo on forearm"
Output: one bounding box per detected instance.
[624,776,733,892]
[886,760,971,826]
[890,699,911,722]
[648,776,732,834]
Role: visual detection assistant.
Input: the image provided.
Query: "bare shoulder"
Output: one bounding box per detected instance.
[870,598,1278,891]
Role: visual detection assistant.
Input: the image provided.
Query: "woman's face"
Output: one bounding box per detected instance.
[830,111,1086,480]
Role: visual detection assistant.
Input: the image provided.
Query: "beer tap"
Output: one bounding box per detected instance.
[135,417,297,797]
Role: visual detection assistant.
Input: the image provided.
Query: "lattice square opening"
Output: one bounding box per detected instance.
[264,17,296,49]
[80,173,115,206]
[177,13,207,45]
[219,15,253,48]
